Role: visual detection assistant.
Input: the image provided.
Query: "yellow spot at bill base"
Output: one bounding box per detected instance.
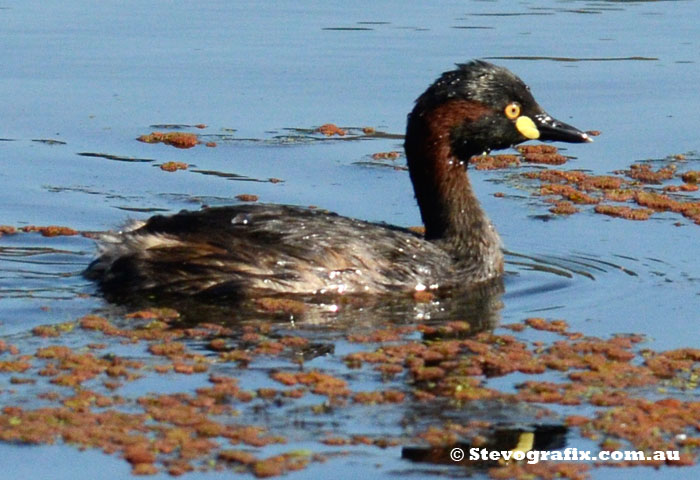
[516,116,540,140]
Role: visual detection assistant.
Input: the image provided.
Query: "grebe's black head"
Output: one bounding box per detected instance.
[407,60,591,160]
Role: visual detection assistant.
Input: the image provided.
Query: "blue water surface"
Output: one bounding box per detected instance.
[1,1,698,478]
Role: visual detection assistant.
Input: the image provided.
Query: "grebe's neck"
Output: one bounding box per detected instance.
[405,100,503,276]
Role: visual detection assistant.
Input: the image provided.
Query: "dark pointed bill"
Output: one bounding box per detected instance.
[535,113,592,143]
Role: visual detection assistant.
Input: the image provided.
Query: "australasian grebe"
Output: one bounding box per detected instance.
[86,60,591,299]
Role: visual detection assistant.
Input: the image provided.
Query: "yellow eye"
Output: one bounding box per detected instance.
[504,102,521,120]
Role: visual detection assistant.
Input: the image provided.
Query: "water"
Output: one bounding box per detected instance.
[1,1,699,478]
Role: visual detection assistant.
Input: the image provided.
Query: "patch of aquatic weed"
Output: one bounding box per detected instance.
[482,147,700,226]
[163,123,405,147]
[1,307,699,478]
[345,318,700,476]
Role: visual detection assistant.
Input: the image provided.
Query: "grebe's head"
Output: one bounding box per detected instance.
[407,60,591,160]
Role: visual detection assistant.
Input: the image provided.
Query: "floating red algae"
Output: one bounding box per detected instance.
[633,191,681,211]
[254,340,285,356]
[633,191,700,224]
[594,205,654,221]
[573,336,641,360]
[267,372,297,388]
[681,170,700,183]
[352,390,405,404]
[9,376,36,384]
[524,318,569,333]
[371,151,401,160]
[522,152,568,165]
[223,425,285,448]
[252,452,311,478]
[20,225,78,237]
[549,201,580,215]
[31,323,74,338]
[218,349,253,365]
[159,161,188,172]
[316,123,346,136]
[470,154,521,170]
[604,189,636,202]
[411,366,446,382]
[518,145,559,154]
[436,320,473,335]
[35,346,144,387]
[218,449,257,465]
[347,326,415,343]
[407,333,545,386]
[137,132,199,149]
[568,360,657,389]
[79,314,122,335]
[523,169,587,184]
[280,388,305,399]
[514,381,568,404]
[516,144,569,165]
[205,141,217,147]
[524,170,624,192]
[580,175,624,191]
[663,183,699,192]
[0,317,328,475]
[78,312,192,345]
[643,348,700,379]
[321,436,351,446]
[0,359,32,373]
[589,390,630,407]
[0,225,17,236]
[584,398,700,461]
[270,370,349,397]
[622,163,676,183]
[5,308,700,478]
[125,308,180,321]
[414,427,458,448]
[164,460,193,476]
[256,388,278,400]
[124,443,157,465]
[254,297,307,315]
[148,342,187,357]
[348,320,687,406]
[0,407,152,458]
[540,184,599,204]
[235,194,259,202]
[279,336,309,348]
[513,153,700,225]
[207,338,228,352]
